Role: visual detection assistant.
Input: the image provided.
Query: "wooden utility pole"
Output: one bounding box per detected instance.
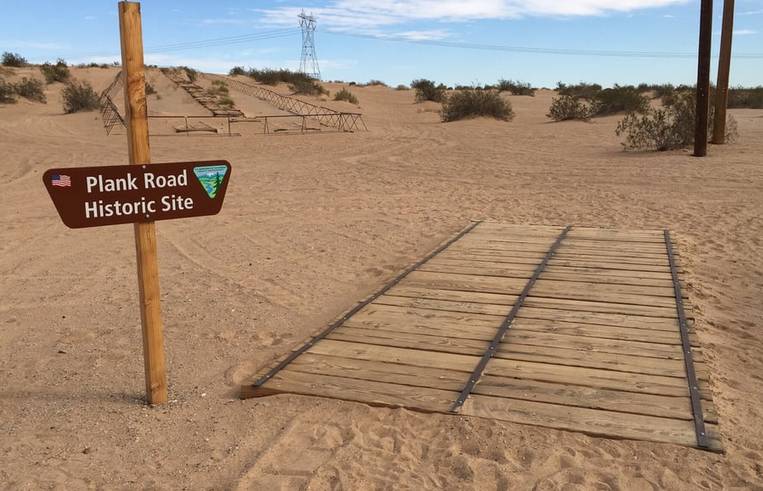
[119,1,168,404]
[694,0,714,157]
[712,0,735,144]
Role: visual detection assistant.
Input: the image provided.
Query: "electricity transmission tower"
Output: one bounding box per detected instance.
[298,10,321,80]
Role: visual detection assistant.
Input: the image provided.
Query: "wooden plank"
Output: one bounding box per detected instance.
[308,339,480,373]
[533,279,677,302]
[525,296,681,319]
[354,303,503,327]
[376,294,511,316]
[419,259,673,288]
[386,285,517,307]
[515,306,686,331]
[327,326,488,356]
[287,353,467,392]
[485,357,712,399]
[475,375,718,423]
[243,370,455,412]
[548,258,671,273]
[493,343,706,379]
[401,270,527,295]
[510,317,699,347]
[501,328,685,358]
[462,394,722,451]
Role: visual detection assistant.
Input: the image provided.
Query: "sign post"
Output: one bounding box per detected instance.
[42,2,232,406]
[119,0,167,404]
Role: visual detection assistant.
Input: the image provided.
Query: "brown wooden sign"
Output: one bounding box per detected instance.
[43,160,231,228]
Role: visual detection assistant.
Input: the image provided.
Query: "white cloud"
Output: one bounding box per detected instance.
[257,0,691,30]
[0,40,70,51]
[739,9,763,16]
[734,29,757,35]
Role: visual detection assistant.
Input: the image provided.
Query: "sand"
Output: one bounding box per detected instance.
[1,67,762,489]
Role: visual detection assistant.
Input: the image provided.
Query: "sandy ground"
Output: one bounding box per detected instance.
[1,67,762,489]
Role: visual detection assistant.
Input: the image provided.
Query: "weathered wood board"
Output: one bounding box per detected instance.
[241,222,721,452]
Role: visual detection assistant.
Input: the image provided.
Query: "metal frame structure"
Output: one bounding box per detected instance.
[449,225,572,412]
[98,71,126,135]
[298,11,321,80]
[664,230,709,449]
[210,75,367,132]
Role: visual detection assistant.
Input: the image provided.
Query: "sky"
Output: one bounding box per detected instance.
[1,0,762,87]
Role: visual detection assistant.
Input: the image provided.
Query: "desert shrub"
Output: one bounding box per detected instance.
[0,78,16,103]
[333,88,358,104]
[496,79,535,96]
[441,89,514,122]
[40,59,70,84]
[62,80,99,113]
[207,79,229,96]
[229,66,246,76]
[364,79,387,87]
[177,66,198,82]
[248,68,315,86]
[145,82,156,95]
[395,84,409,90]
[591,85,649,116]
[728,86,763,109]
[14,77,46,102]
[2,52,27,67]
[616,91,737,151]
[556,81,602,100]
[547,95,593,121]
[217,96,235,108]
[411,79,447,103]
[289,78,327,96]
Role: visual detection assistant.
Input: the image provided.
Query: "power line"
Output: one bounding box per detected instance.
[143,29,298,54]
[323,30,763,59]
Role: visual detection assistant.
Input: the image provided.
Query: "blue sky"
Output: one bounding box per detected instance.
[1,0,762,87]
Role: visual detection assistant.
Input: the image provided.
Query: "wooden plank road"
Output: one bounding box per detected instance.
[241,222,722,452]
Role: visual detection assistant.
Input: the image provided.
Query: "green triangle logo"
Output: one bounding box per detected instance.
[193,165,228,198]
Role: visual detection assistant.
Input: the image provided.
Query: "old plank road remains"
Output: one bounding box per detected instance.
[241,222,721,452]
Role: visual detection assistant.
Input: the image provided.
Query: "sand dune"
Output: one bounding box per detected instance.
[1,67,762,488]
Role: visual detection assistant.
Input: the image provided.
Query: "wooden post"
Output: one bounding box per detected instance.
[694,0,713,157]
[119,1,168,405]
[712,0,735,144]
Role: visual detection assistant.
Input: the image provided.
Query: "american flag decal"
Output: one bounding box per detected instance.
[52,174,71,187]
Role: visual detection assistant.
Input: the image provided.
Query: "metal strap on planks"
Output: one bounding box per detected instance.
[247,220,484,390]
[450,225,572,412]
[664,230,709,449]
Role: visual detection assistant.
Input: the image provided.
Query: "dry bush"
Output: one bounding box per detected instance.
[176,66,198,82]
[14,77,46,102]
[616,91,738,151]
[228,66,246,76]
[591,85,649,116]
[547,95,593,121]
[411,79,447,103]
[145,82,156,95]
[333,88,358,104]
[62,80,99,113]
[289,78,328,96]
[2,52,27,67]
[728,86,763,109]
[441,89,514,122]
[217,96,235,108]
[0,78,16,103]
[40,59,70,84]
[496,79,535,96]
[207,80,229,96]
[556,81,602,99]
[395,84,409,91]
[248,68,315,86]
[363,80,387,87]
